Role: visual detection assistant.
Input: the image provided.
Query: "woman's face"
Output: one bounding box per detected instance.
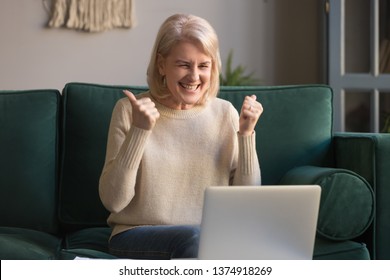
[158,40,212,110]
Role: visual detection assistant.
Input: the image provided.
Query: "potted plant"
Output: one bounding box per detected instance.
[219,50,261,86]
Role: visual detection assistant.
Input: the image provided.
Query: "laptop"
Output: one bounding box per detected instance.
[197,185,321,260]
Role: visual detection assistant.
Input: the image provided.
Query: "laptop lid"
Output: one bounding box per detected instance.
[197,185,321,260]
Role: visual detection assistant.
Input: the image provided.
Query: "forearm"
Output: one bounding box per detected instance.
[232,132,261,186]
[99,160,138,213]
[99,126,151,213]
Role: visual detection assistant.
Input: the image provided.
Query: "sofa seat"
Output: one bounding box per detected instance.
[0,227,61,260]
[62,227,112,253]
[59,227,116,259]
[313,237,370,260]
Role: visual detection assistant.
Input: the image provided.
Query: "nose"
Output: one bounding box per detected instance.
[189,66,199,81]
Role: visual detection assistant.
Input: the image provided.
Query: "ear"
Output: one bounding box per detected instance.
[157,54,165,76]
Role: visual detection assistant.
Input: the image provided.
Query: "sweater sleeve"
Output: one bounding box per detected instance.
[99,99,151,213]
[232,133,262,186]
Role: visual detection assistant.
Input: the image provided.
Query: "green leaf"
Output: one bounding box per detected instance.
[220,50,261,86]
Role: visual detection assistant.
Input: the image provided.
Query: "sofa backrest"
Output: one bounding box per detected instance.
[218,85,334,184]
[59,82,333,230]
[0,90,60,234]
[59,83,147,230]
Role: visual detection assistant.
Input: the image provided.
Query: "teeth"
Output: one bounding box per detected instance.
[181,83,198,90]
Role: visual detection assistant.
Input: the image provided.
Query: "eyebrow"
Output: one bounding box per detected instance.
[175,59,211,65]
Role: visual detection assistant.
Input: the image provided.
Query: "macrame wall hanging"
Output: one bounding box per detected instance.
[45,0,136,32]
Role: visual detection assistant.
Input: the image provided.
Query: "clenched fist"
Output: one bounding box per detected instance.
[239,95,263,136]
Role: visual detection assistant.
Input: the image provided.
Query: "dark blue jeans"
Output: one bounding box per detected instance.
[109,225,200,259]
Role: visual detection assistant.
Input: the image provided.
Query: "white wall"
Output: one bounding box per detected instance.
[0,0,320,91]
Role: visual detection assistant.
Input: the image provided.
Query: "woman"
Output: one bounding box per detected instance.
[99,13,263,259]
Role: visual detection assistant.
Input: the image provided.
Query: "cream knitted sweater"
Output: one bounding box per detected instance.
[99,92,261,238]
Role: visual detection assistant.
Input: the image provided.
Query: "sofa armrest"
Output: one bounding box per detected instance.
[334,132,390,260]
[280,165,374,241]
[333,132,390,187]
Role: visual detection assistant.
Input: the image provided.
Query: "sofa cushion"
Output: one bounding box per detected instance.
[59,83,148,230]
[0,90,60,234]
[280,165,374,240]
[313,237,370,260]
[218,85,333,185]
[62,227,111,253]
[0,227,61,260]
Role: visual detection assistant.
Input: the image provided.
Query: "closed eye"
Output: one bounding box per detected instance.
[176,60,190,68]
[199,62,210,69]
[175,60,211,69]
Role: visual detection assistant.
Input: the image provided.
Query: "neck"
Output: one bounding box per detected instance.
[156,97,196,110]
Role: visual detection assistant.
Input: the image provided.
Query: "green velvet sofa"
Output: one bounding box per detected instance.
[0,82,387,260]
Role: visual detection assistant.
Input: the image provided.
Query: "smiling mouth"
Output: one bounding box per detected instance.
[179,83,200,91]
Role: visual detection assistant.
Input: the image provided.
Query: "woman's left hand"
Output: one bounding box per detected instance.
[239,95,263,136]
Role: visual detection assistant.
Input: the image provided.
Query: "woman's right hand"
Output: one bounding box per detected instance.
[123,90,160,130]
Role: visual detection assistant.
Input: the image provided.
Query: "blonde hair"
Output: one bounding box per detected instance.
[147,14,221,104]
